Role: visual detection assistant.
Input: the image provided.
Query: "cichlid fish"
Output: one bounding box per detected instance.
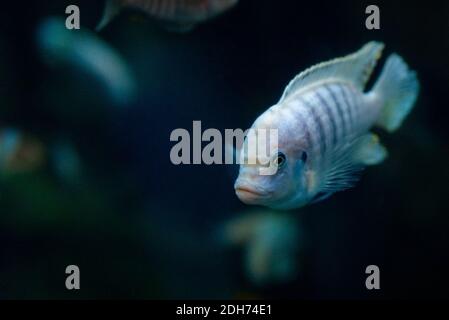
[50,140,83,186]
[97,0,239,32]
[221,211,301,285]
[37,17,137,106]
[234,41,419,210]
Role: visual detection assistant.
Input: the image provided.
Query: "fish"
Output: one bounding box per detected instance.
[221,211,302,286]
[36,17,137,106]
[50,140,83,186]
[97,0,239,32]
[0,128,46,174]
[234,41,419,210]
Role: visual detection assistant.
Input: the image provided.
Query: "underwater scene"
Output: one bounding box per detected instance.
[0,0,448,300]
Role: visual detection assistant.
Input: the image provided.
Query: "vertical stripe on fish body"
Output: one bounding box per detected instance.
[235,41,419,209]
[283,81,376,162]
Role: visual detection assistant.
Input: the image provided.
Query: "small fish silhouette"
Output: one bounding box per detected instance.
[222,211,302,285]
[37,17,137,106]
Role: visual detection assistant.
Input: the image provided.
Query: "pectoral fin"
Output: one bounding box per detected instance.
[309,133,387,204]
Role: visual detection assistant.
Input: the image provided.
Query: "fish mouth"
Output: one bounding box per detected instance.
[234,184,271,204]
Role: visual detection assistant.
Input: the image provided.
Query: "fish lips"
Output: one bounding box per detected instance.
[234,183,272,204]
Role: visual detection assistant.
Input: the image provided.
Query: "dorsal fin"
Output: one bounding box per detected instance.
[279,41,385,103]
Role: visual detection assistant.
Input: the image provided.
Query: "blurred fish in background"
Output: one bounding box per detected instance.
[36,17,137,107]
[97,0,239,32]
[49,140,83,187]
[0,128,46,174]
[221,211,303,286]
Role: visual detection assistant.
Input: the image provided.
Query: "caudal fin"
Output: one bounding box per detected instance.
[373,54,419,132]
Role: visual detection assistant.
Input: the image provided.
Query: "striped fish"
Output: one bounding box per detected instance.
[234,41,419,210]
[97,0,238,31]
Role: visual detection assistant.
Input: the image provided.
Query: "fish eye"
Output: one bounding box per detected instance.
[273,152,286,168]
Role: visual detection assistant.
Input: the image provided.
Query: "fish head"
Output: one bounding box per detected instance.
[234,107,310,210]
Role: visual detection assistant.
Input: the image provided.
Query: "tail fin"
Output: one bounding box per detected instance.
[373,54,419,132]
